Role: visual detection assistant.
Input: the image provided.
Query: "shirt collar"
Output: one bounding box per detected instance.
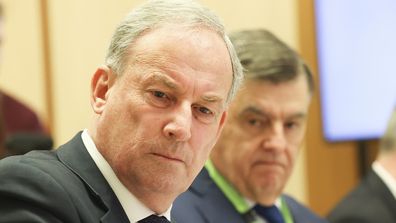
[245,197,282,209]
[81,129,172,222]
[372,161,396,200]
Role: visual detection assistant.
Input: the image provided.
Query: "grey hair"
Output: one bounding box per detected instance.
[229,29,314,94]
[104,0,243,103]
[379,106,396,153]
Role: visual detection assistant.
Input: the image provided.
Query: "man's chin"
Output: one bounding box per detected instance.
[154,172,190,192]
[251,180,282,200]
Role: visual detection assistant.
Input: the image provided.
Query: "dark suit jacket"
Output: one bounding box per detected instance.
[172,168,327,223]
[327,170,396,223]
[0,132,130,223]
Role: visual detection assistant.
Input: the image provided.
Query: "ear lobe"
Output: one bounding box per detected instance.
[90,65,114,114]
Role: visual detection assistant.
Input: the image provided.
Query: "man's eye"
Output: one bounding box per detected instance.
[153,91,167,98]
[193,105,215,124]
[145,90,172,108]
[285,121,299,130]
[248,119,263,127]
[198,107,212,115]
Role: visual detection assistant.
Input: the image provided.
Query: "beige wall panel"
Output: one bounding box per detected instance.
[48,0,144,145]
[0,0,47,124]
[202,0,298,48]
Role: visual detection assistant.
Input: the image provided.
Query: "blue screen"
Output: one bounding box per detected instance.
[315,0,396,141]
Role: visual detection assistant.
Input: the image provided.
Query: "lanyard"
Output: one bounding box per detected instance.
[205,160,293,223]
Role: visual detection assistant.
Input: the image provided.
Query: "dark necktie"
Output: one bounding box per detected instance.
[138,214,170,223]
[253,204,285,223]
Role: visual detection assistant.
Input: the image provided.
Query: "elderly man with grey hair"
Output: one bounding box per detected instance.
[0,0,243,222]
[328,107,396,223]
[172,29,326,223]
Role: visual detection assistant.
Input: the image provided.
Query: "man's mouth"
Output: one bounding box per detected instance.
[253,160,283,168]
[151,153,183,163]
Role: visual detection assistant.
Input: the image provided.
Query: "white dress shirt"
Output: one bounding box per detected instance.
[81,129,171,222]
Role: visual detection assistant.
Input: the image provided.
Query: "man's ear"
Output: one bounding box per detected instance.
[90,65,116,114]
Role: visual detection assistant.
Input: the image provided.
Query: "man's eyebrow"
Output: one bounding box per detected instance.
[242,106,266,116]
[201,95,222,103]
[143,73,179,90]
[145,67,225,103]
[134,55,226,107]
[241,106,308,120]
[133,53,179,88]
[287,113,307,120]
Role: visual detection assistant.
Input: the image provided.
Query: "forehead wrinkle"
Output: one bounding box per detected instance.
[131,53,180,90]
[132,51,170,70]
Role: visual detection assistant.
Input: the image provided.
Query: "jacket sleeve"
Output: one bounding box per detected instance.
[0,156,80,222]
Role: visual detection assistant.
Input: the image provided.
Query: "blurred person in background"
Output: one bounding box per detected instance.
[328,106,396,223]
[0,3,50,159]
[172,29,326,223]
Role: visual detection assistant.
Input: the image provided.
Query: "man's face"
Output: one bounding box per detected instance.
[210,74,311,205]
[90,25,233,208]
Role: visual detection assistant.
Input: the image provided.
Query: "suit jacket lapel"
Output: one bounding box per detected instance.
[367,170,396,220]
[190,168,246,223]
[56,132,129,223]
[190,169,219,223]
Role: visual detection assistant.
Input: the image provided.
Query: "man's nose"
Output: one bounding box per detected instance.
[261,124,287,151]
[163,103,192,142]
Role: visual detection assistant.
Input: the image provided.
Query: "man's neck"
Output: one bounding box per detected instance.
[127,185,174,214]
[378,154,396,179]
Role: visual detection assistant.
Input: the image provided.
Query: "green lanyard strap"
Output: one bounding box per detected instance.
[205,160,250,213]
[280,196,293,223]
[205,160,293,223]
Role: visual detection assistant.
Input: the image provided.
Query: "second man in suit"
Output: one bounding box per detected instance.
[172,29,326,223]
